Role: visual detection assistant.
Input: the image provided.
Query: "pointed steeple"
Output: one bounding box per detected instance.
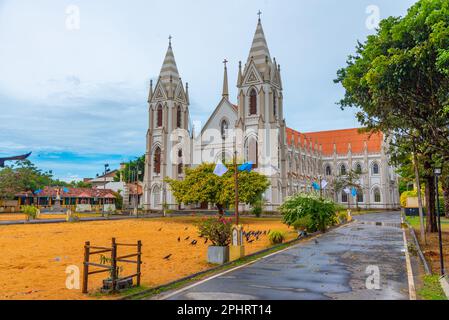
[159,36,180,86]
[237,61,243,86]
[222,59,229,99]
[247,14,271,74]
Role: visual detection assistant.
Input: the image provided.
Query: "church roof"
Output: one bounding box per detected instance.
[286,127,384,155]
[159,40,180,85]
[247,18,272,74]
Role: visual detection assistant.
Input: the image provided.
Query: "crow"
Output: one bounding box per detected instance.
[248,239,254,243]
[204,238,208,244]
[158,228,162,231]
[185,227,188,230]
[163,254,172,260]
[177,237,181,242]
[191,240,197,245]
[185,236,190,241]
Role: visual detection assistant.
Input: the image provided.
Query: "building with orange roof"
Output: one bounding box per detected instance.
[143,16,400,211]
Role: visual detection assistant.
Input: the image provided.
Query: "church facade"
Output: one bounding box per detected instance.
[143,17,400,211]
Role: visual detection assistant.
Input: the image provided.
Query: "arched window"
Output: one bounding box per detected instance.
[157,105,163,127]
[341,191,348,203]
[220,119,228,139]
[273,91,277,118]
[177,149,183,175]
[340,164,347,176]
[176,105,182,128]
[245,137,258,168]
[374,188,381,203]
[152,185,161,208]
[355,163,362,174]
[325,165,332,176]
[153,147,161,174]
[249,89,257,115]
[372,162,380,175]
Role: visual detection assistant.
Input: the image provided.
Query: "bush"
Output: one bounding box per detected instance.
[251,198,264,217]
[338,211,348,223]
[292,216,312,231]
[268,230,285,244]
[197,216,232,246]
[280,193,339,232]
[22,205,38,220]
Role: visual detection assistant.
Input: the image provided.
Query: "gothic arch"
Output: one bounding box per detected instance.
[151,184,161,208]
[244,134,258,168]
[324,163,332,176]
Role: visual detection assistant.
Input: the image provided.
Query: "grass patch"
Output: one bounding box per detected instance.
[406,216,449,230]
[417,275,447,300]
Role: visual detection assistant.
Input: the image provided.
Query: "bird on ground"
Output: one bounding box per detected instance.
[184,227,188,230]
[177,237,181,242]
[158,228,162,231]
[204,238,208,244]
[163,254,172,260]
[185,236,190,241]
[191,240,197,245]
[248,239,254,243]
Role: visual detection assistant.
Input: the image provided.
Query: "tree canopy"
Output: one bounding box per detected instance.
[166,163,270,214]
[335,0,449,230]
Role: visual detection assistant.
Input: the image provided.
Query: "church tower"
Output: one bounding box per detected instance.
[143,37,191,210]
[236,14,287,206]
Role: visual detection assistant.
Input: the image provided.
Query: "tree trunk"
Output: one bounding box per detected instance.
[216,204,224,216]
[424,174,438,233]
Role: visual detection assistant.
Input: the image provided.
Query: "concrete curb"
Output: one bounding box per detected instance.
[405,221,432,275]
[119,220,354,300]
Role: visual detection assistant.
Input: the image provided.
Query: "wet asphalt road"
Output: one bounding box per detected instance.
[159,212,410,300]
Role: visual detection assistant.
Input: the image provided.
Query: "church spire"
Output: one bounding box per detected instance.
[247,12,271,74]
[222,59,229,99]
[159,35,180,85]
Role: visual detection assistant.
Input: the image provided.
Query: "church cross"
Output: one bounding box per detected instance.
[223,59,228,67]
[257,10,262,20]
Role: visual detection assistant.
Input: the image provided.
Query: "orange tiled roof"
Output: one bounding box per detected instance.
[286,127,383,155]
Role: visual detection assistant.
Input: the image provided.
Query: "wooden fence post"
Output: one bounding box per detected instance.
[136,240,142,286]
[111,238,117,292]
[82,241,90,294]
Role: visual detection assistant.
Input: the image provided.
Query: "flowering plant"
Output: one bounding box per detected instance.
[197,216,232,246]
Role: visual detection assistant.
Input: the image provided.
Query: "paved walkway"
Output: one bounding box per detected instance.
[157,212,411,300]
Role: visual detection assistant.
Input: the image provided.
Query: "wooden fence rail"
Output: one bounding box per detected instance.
[82,238,142,294]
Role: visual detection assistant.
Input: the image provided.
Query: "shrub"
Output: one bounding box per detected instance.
[251,198,264,217]
[197,216,232,246]
[280,193,339,232]
[338,211,348,223]
[268,230,285,244]
[22,205,38,220]
[292,216,312,231]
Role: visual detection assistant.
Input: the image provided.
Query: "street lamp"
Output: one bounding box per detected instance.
[434,167,445,276]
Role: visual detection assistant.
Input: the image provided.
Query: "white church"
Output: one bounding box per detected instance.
[142,17,400,211]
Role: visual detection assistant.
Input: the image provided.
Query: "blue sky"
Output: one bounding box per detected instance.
[0,0,417,181]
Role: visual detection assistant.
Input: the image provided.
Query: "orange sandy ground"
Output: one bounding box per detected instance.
[0,217,295,300]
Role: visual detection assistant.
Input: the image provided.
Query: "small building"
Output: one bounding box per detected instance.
[15,186,117,212]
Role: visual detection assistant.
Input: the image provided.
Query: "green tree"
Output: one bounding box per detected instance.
[335,0,449,232]
[114,156,145,183]
[333,169,363,209]
[166,163,270,215]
